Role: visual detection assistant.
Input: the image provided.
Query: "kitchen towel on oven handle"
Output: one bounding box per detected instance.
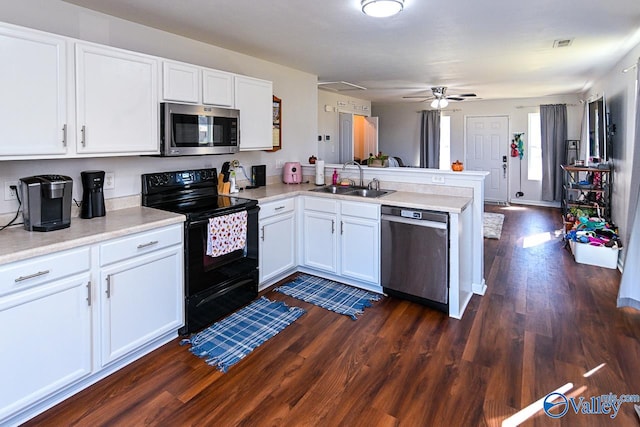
[206,210,248,257]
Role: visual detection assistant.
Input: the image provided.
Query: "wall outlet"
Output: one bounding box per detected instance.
[431,175,445,184]
[104,172,115,190]
[4,181,19,201]
[275,160,285,169]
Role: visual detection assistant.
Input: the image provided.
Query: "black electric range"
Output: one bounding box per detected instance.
[142,168,259,334]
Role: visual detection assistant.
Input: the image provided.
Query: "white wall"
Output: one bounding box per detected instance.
[586,43,640,259]
[373,94,582,204]
[317,90,372,164]
[0,0,318,215]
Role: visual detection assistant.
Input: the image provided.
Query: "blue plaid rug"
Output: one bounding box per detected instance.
[181,297,305,372]
[274,274,382,320]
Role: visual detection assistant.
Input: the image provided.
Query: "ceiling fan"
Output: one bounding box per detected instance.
[403,86,477,108]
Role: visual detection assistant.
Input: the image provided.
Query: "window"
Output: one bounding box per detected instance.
[439,115,451,170]
[528,112,542,181]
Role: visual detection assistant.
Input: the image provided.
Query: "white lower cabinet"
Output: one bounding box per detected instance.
[100,246,183,366]
[0,245,92,424]
[0,223,184,426]
[259,199,296,286]
[302,197,380,285]
[340,202,380,284]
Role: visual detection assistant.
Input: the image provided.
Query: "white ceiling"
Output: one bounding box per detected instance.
[63,0,640,103]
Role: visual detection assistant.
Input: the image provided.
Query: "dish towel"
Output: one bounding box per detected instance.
[206,210,247,257]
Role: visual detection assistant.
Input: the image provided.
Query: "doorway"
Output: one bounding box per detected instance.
[339,113,378,163]
[465,116,509,203]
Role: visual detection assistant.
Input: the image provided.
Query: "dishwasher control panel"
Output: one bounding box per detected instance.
[401,209,422,220]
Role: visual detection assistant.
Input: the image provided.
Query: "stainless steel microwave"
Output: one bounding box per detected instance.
[160,103,239,156]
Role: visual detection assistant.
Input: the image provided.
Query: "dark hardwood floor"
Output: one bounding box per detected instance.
[25,205,640,426]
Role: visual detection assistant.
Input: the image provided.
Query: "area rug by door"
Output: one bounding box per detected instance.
[274,274,382,320]
[484,212,505,239]
[181,296,305,372]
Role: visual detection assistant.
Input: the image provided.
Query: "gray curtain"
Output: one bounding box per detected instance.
[420,110,440,168]
[540,104,567,201]
[618,59,640,311]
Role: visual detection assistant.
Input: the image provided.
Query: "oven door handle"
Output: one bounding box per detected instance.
[196,278,255,308]
[189,206,256,227]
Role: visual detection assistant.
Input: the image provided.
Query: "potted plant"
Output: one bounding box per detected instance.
[367,152,389,168]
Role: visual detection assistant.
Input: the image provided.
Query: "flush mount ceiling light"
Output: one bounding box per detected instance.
[431,98,449,109]
[361,0,404,18]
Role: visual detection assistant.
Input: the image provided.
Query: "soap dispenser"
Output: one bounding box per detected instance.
[332,169,338,185]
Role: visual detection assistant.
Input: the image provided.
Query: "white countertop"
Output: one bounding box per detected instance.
[0,207,185,266]
[0,183,470,266]
[239,183,472,213]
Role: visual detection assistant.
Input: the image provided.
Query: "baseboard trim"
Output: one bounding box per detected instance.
[508,199,561,208]
[472,279,487,295]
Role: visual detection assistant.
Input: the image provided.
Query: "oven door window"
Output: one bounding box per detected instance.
[172,114,237,147]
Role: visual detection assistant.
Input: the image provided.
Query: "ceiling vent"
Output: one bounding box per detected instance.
[553,39,573,48]
[317,81,366,91]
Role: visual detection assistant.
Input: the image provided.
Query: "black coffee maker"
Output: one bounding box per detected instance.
[80,170,106,219]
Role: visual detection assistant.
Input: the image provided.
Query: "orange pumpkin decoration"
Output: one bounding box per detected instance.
[452,160,464,172]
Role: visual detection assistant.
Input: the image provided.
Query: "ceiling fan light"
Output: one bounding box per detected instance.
[431,98,449,109]
[361,0,404,18]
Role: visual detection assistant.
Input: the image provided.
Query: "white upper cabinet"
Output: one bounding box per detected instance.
[235,75,273,151]
[0,25,68,159]
[202,69,235,107]
[75,43,159,155]
[162,61,200,104]
[162,62,235,107]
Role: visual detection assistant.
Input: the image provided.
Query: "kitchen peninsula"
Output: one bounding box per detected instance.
[240,164,486,319]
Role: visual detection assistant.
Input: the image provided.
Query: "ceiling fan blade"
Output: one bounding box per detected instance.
[446,97,465,101]
[402,95,434,99]
[456,93,477,97]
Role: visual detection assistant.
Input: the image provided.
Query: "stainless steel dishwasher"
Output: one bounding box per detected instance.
[381,205,449,312]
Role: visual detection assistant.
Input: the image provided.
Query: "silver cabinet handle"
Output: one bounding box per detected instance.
[62,124,67,147]
[331,219,335,234]
[15,270,50,283]
[274,206,285,211]
[260,226,265,241]
[341,221,344,235]
[137,240,159,249]
[81,125,86,147]
[86,281,92,306]
[106,275,111,298]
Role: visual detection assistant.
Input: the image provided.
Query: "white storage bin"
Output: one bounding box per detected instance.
[569,240,619,269]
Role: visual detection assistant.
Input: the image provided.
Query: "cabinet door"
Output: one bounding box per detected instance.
[100,247,183,366]
[0,25,67,158]
[302,210,338,273]
[234,75,273,151]
[341,216,380,284]
[0,275,92,421]
[260,212,296,284]
[162,61,200,103]
[202,69,234,107]
[76,43,159,155]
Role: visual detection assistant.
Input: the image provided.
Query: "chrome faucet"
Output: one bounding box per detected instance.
[368,178,380,191]
[342,161,364,187]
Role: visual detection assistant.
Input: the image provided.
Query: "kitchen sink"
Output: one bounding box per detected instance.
[309,185,393,198]
[310,185,355,194]
[346,188,391,198]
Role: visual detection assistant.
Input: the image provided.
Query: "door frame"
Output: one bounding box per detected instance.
[463,115,511,203]
[337,110,376,164]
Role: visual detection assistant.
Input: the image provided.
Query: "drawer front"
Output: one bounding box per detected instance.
[100,224,182,266]
[259,198,295,219]
[0,247,90,297]
[304,196,338,214]
[341,201,379,220]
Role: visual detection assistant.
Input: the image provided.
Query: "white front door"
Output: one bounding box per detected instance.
[466,116,509,202]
